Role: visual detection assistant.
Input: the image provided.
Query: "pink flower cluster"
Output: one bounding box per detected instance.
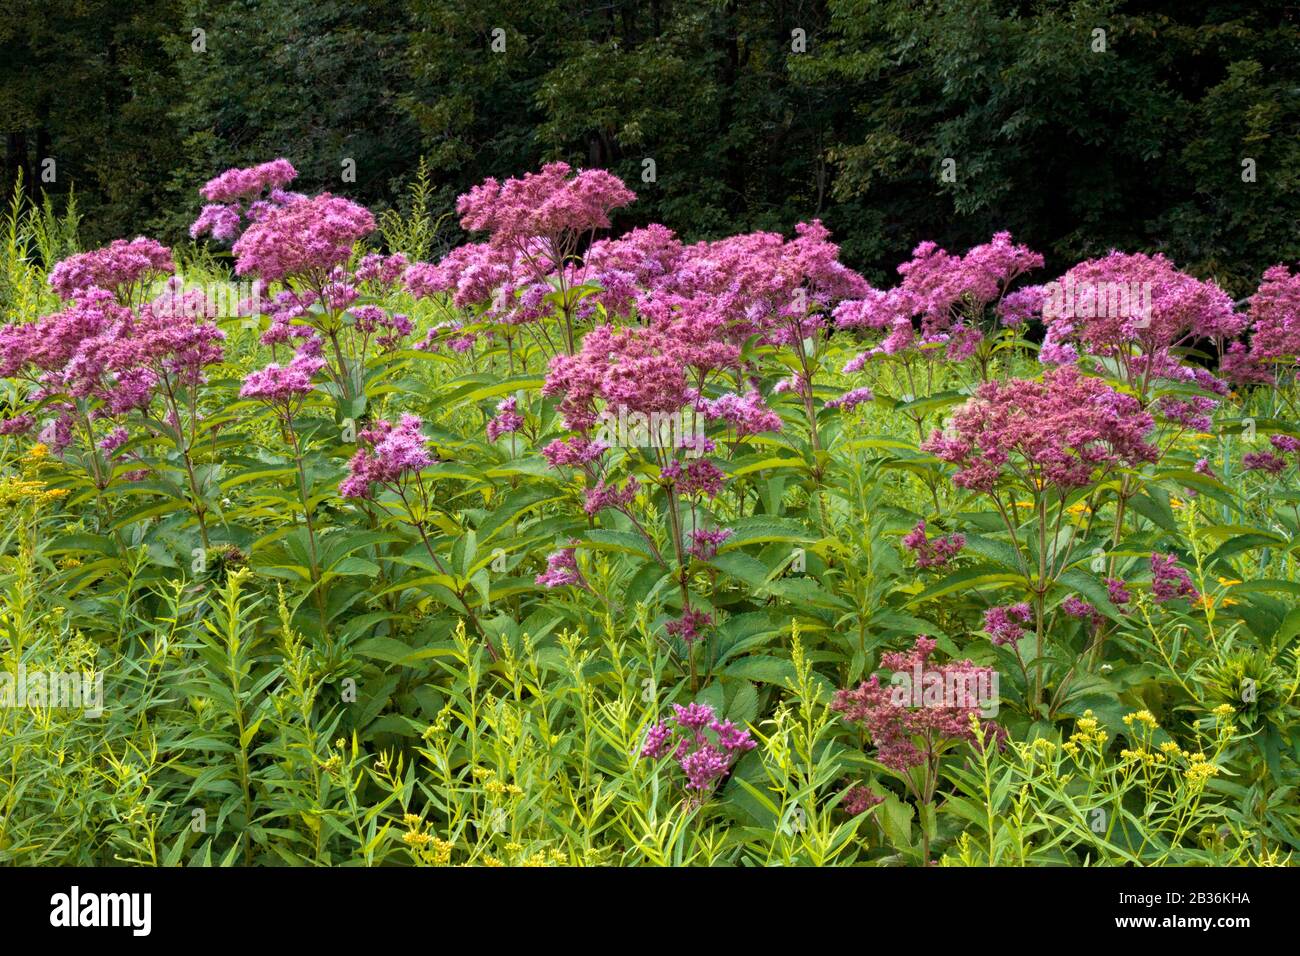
[694,390,783,437]
[922,366,1158,492]
[1037,252,1242,363]
[664,607,713,644]
[354,252,411,286]
[660,458,726,499]
[902,520,965,569]
[413,169,870,370]
[47,237,174,302]
[1106,577,1132,606]
[232,193,375,283]
[485,396,524,442]
[1242,264,1300,366]
[1061,595,1101,624]
[191,159,301,242]
[458,161,636,254]
[687,527,733,561]
[825,386,874,411]
[404,241,552,324]
[200,158,299,204]
[983,602,1032,646]
[582,476,640,515]
[831,636,1003,772]
[641,702,756,794]
[841,784,885,815]
[545,324,696,432]
[1242,434,1300,475]
[0,263,226,450]
[1150,552,1198,603]
[836,232,1042,364]
[633,220,871,348]
[339,414,435,499]
[536,543,584,588]
[579,223,683,315]
[239,339,325,405]
[349,305,412,350]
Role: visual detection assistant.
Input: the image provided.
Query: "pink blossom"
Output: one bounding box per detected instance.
[1270,434,1300,454]
[842,785,885,815]
[405,242,516,309]
[544,324,698,433]
[457,162,635,253]
[832,636,1003,772]
[0,414,34,435]
[640,702,755,794]
[922,366,1158,492]
[1244,264,1300,364]
[231,193,375,282]
[339,414,435,500]
[903,520,965,569]
[1061,595,1100,622]
[659,457,725,498]
[1243,450,1287,475]
[541,435,607,469]
[1039,252,1243,362]
[354,253,410,286]
[536,544,584,588]
[240,343,325,404]
[665,608,713,644]
[997,284,1048,327]
[1150,553,1198,603]
[191,159,301,241]
[836,232,1042,366]
[694,389,782,436]
[199,158,298,203]
[579,223,683,315]
[486,396,524,442]
[97,426,129,454]
[687,527,733,561]
[825,386,874,411]
[583,477,639,515]
[48,238,173,302]
[984,602,1032,646]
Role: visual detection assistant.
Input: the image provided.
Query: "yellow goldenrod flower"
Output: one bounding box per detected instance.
[1184,760,1220,785]
[430,838,453,866]
[0,475,69,508]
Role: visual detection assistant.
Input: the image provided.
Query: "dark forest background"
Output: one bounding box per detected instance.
[3,0,1297,292]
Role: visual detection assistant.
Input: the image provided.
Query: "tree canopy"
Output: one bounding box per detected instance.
[4,0,1296,291]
